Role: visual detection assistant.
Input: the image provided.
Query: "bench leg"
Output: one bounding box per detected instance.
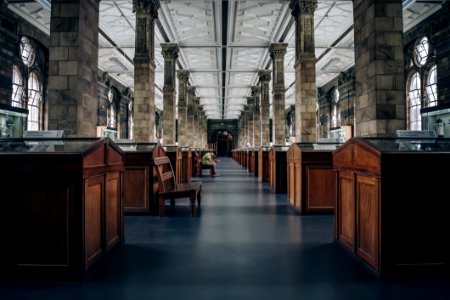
[189,195,196,217]
[197,190,201,206]
[159,196,165,217]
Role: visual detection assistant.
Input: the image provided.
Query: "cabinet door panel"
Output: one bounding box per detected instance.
[337,171,355,251]
[356,175,379,271]
[123,167,148,212]
[105,172,122,251]
[307,167,334,210]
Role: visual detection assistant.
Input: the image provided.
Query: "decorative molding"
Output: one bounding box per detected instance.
[258,70,272,82]
[177,69,190,82]
[132,0,160,18]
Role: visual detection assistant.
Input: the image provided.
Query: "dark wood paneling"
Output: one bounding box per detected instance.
[84,176,104,270]
[356,175,379,271]
[105,172,121,252]
[337,171,355,252]
[123,167,149,212]
[306,166,334,210]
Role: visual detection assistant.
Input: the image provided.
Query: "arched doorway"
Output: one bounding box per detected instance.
[212,130,234,157]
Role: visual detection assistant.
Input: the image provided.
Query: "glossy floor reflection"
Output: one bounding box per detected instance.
[1,157,449,300]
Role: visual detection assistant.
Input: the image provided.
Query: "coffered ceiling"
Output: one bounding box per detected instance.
[5,0,445,119]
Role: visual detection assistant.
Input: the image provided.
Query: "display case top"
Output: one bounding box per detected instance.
[360,137,450,153]
[291,142,342,151]
[0,137,103,153]
[271,145,290,152]
[116,142,158,152]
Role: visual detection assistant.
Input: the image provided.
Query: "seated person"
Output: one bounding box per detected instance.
[201,152,219,176]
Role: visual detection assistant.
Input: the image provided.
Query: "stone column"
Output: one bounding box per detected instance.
[192,96,199,147]
[247,97,255,147]
[186,86,195,147]
[252,86,262,146]
[269,43,288,144]
[259,70,271,145]
[243,104,250,146]
[132,0,159,142]
[177,70,189,146]
[47,0,101,137]
[353,0,405,136]
[291,0,318,142]
[197,104,204,147]
[161,43,179,144]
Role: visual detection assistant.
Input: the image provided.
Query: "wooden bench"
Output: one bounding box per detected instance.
[197,160,214,176]
[153,156,202,217]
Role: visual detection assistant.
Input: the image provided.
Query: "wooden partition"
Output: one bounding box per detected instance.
[268,145,289,193]
[258,147,270,182]
[118,143,165,215]
[334,137,450,278]
[191,148,201,176]
[0,137,123,280]
[164,145,182,184]
[287,143,339,214]
[180,147,192,182]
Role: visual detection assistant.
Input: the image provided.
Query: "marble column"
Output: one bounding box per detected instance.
[353,0,405,136]
[47,0,101,137]
[259,70,271,146]
[132,0,159,142]
[161,43,179,144]
[252,86,262,147]
[186,86,195,147]
[269,43,288,144]
[291,0,318,142]
[177,70,189,146]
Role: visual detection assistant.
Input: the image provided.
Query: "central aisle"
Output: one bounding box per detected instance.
[2,158,449,300]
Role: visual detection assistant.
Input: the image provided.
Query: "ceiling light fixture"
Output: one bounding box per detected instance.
[109,57,128,71]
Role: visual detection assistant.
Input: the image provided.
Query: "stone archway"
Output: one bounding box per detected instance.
[212,129,234,157]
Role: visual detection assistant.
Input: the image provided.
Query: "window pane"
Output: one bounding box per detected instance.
[12,65,23,108]
[27,72,41,130]
[425,65,437,107]
[414,37,429,67]
[408,72,421,130]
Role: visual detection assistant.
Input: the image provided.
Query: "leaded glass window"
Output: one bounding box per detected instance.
[425,64,437,107]
[408,72,421,130]
[12,65,24,108]
[414,37,429,67]
[27,71,41,130]
[20,36,35,67]
[331,87,340,128]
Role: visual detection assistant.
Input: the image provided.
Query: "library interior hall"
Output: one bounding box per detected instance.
[1,0,450,299]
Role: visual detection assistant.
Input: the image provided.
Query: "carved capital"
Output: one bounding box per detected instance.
[177,69,190,82]
[290,0,317,17]
[269,43,288,59]
[161,43,179,60]
[187,86,196,96]
[132,0,160,18]
[258,70,272,82]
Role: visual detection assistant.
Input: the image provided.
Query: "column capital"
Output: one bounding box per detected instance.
[133,0,160,17]
[251,86,261,97]
[258,70,272,82]
[161,43,179,60]
[187,86,196,95]
[269,43,288,59]
[177,69,190,82]
[290,0,317,16]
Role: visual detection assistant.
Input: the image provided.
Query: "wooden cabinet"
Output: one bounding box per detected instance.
[258,147,270,182]
[164,145,182,184]
[287,143,339,214]
[334,137,450,277]
[249,148,259,176]
[117,143,165,215]
[269,145,289,193]
[0,137,124,280]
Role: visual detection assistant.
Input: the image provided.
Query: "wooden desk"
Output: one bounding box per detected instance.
[258,146,270,182]
[269,145,289,193]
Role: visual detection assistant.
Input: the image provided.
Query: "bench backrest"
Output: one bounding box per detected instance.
[153,156,176,192]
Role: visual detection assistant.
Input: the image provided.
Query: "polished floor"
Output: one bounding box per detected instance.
[1,157,449,300]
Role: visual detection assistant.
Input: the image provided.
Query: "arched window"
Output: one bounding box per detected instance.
[128,100,134,139]
[425,64,437,107]
[20,36,35,67]
[107,88,116,128]
[12,65,24,108]
[331,87,340,128]
[27,71,41,130]
[408,72,421,130]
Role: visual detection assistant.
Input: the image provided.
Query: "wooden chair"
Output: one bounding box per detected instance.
[153,156,202,217]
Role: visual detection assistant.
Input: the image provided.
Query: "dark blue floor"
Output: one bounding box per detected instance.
[1,157,449,300]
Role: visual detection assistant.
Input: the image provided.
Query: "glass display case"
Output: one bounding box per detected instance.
[333,137,450,278]
[0,105,27,138]
[0,137,123,280]
[115,141,165,215]
[287,142,342,214]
